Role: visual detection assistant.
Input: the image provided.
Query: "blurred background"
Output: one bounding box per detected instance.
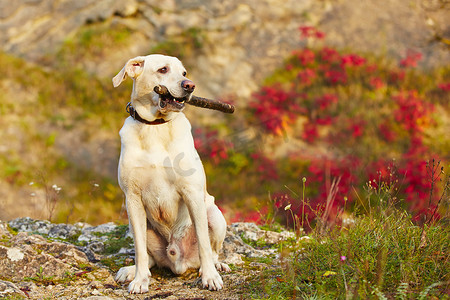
[0,0,448,226]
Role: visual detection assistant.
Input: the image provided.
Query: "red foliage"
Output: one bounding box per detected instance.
[316,93,338,110]
[272,192,292,209]
[245,28,446,225]
[341,54,366,67]
[397,146,437,214]
[307,157,360,215]
[250,86,302,135]
[389,70,406,83]
[400,50,423,68]
[438,82,450,91]
[365,64,378,73]
[230,210,263,224]
[369,77,385,90]
[293,49,316,66]
[297,68,317,86]
[378,122,396,142]
[316,116,335,125]
[299,26,325,40]
[251,152,279,181]
[193,128,232,165]
[302,122,319,143]
[393,90,434,133]
[320,47,341,64]
[324,69,347,84]
[349,121,365,138]
[366,159,396,190]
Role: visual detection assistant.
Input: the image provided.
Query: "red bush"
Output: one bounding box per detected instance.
[194,128,232,165]
[324,69,347,84]
[438,82,450,92]
[400,50,422,68]
[251,152,279,181]
[393,90,434,133]
[249,85,302,135]
[299,26,325,40]
[341,54,366,67]
[241,26,447,227]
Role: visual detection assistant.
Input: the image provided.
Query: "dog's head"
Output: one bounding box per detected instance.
[113,54,195,120]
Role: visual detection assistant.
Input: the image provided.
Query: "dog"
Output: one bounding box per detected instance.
[112,54,230,294]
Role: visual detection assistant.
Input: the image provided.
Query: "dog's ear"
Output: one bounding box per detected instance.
[112,57,145,87]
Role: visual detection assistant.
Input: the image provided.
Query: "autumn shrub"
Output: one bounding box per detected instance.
[197,26,449,228]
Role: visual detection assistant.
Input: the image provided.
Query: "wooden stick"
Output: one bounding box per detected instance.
[154,86,235,114]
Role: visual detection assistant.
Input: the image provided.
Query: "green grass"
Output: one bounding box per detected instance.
[243,206,449,299]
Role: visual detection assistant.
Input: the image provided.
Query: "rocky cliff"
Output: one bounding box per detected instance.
[0,218,294,299]
[1,0,448,98]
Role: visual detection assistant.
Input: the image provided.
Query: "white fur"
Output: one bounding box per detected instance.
[113,54,230,294]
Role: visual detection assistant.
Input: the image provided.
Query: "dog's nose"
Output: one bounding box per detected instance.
[181,80,195,93]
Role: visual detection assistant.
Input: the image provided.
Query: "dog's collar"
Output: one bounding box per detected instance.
[126,102,168,125]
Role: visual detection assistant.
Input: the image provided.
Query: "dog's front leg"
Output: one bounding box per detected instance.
[126,195,151,294]
[183,190,223,291]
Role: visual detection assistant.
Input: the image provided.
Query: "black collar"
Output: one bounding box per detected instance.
[126,102,168,125]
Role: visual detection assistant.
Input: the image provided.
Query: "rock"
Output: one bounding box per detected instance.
[8,217,87,241]
[78,222,117,243]
[48,223,80,239]
[0,280,26,297]
[8,217,54,235]
[82,296,114,300]
[229,222,295,244]
[0,217,294,299]
[221,223,291,264]
[0,229,93,282]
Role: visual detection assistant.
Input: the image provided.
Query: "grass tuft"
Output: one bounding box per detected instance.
[243,173,449,299]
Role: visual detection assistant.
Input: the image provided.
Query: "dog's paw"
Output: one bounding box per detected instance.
[201,268,223,291]
[215,262,231,273]
[128,276,150,294]
[115,265,136,283]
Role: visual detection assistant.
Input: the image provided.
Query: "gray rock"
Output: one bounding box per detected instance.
[48,223,80,239]
[229,222,295,244]
[9,217,54,235]
[0,243,79,282]
[0,280,26,297]
[8,217,82,240]
[78,222,117,243]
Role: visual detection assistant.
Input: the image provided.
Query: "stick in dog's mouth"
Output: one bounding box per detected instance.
[154,85,235,114]
[155,86,187,110]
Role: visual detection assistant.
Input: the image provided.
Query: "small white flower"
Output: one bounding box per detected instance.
[93,183,99,187]
[284,204,291,211]
[52,184,62,192]
[29,182,34,186]
[30,193,36,197]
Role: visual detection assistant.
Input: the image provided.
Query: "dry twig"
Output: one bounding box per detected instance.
[154,85,235,114]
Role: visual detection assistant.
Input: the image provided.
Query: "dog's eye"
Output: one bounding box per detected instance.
[182,71,187,76]
[158,67,168,74]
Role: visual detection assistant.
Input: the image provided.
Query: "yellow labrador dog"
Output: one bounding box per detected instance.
[112,54,230,294]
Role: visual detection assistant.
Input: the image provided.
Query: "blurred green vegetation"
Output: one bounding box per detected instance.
[0,24,131,224]
[0,21,212,225]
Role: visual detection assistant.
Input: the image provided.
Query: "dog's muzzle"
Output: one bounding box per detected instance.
[155,85,191,113]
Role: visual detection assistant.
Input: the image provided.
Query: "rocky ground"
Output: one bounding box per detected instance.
[0,218,294,299]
